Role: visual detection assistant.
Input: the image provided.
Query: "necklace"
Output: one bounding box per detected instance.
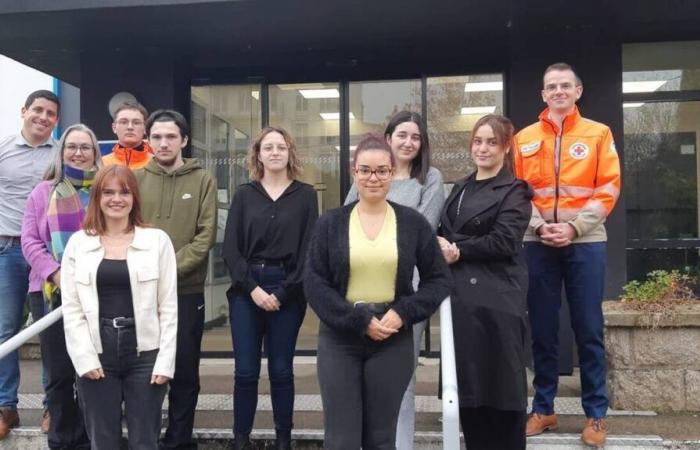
[456,188,466,216]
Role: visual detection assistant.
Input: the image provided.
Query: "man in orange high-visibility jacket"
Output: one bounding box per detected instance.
[513,62,620,448]
[102,101,153,170]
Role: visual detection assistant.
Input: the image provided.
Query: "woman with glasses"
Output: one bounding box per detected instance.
[438,115,533,449]
[61,165,178,450]
[305,133,452,449]
[344,111,445,449]
[222,127,318,450]
[22,124,103,449]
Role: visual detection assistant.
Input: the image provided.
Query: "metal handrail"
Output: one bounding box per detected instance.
[439,296,460,448]
[0,306,63,361]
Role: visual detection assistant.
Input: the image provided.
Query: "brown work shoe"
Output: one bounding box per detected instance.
[581,417,607,448]
[0,408,19,440]
[40,409,50,434]
[526,412,559,436]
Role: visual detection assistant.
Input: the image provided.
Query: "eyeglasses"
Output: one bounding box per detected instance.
[115,119,145,127]
[64,144,94,155]
[355,165,392,181]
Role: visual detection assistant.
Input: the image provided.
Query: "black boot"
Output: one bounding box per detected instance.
[233,432,252,450]
[274,430,292,450]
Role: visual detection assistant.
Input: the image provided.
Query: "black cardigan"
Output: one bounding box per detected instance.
[304,201,453,336]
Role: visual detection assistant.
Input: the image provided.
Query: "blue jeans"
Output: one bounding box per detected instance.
[228,265,305,435]
[0,236,29,408]
[525,242,608,419]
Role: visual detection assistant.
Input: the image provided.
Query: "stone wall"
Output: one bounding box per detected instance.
[604,302,700,412]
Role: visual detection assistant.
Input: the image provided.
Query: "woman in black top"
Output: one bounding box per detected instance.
[438,115,533,450]
[304,133,452,449]
[222,127,318,450]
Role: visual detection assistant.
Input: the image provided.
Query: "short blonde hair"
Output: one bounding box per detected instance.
[247,126,302,181]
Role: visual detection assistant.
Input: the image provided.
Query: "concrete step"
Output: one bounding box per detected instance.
[2,427,700,450]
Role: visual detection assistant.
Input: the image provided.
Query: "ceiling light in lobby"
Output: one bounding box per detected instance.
[320,112,355,120]
[300,89,339,99]
[464,82,503,92]
[622,80,667,93]
[460,106,496,115]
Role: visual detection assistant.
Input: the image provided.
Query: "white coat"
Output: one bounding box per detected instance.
[61,226,178,378]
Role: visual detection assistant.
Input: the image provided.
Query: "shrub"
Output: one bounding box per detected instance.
[619,270,697,327]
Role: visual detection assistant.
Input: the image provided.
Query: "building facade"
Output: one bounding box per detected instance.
[2,0,699,356]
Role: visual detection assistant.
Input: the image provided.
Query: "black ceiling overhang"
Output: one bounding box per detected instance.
[1,0,700,86]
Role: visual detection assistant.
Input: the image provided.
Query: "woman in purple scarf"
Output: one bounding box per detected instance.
[21,123,102,450]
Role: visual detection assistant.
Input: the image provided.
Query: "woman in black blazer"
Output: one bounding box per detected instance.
[304,133,452,450]
[438,114,533,450]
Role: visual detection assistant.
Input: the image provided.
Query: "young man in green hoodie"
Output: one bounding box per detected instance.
[136,109,217,450]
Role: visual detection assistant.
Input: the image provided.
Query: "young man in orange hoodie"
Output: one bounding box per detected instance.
[102,101,153,169]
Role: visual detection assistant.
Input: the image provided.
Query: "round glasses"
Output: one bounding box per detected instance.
[355,166,393,181]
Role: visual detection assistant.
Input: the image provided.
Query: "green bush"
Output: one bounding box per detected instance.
[621,270,695,304]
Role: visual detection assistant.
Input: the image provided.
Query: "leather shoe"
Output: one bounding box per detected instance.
[526,412,558,436]
[581,417,607,448]
[233,433,252,450]
[40,409,50,434]
[275,433,291,450]
[0,408,19,440]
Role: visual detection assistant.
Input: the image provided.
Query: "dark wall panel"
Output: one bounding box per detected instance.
[79,51,191,145]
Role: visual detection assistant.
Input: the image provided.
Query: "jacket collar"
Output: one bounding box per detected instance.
[250,179,302,200]
[80,226,150,252]
[15,133,56,149]
[538,105,581,135]
[443,168,515,231]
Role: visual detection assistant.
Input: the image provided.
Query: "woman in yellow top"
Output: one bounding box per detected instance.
[304,133,452,449]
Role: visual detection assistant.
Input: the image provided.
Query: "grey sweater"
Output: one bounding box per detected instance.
[344,166,445,230]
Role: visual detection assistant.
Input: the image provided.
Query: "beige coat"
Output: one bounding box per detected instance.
[61,226,178,378]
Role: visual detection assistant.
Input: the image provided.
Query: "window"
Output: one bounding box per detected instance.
[623,41,700,280]
[191,73,505,356]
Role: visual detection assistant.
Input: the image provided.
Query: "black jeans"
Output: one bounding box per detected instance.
[317,322,414,450]
[29,292,90,450]
[161,293,205,450]
[460,406,526,450]
[77,321,167,450]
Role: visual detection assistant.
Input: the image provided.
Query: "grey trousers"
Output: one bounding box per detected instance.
[318,323,414,450]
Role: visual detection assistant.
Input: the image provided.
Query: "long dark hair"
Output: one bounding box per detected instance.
[384,110,431,184]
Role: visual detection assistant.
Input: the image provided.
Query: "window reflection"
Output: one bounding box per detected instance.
[427,74,503,183]
[624,102,699,241]
[191,84,261,353]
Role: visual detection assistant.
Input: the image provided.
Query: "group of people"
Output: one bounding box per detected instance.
[3,98,216,450]
[0,60,620,450]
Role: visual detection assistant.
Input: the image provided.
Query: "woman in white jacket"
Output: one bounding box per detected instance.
[61,165,178,450]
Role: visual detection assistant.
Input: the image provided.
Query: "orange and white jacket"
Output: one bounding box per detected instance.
[513,106,621,243]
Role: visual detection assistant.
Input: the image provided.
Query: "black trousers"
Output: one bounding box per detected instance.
[77,322,167,450]
[459,406,526,450]
[317,323,413,450]
[160,293,205,450]
[29,292,90,450]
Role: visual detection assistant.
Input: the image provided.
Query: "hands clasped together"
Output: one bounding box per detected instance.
[82,367,170,385]
[437,236,460,264]
[251,286,282,311]
[366,309,403,341]
[537,222,577,247]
